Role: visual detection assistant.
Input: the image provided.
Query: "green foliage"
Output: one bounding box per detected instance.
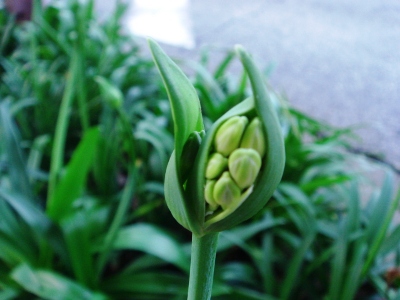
[0,0,399,299]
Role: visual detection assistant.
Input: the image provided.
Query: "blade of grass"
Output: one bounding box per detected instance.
[280,231,315,300]
[95,98,137,276]
[327,182,361,300]
[47,127,100,220]
[0,231,37,266]
[213,50,235,79]
[111,223,190,272]
[32,0,71,55]
[61,211,97,288]
[102,272,188,297]
[46,47,80,202]
[0,200,38,263]
[362,173,400,277]
[0,187,68,266]
[0,101,33,200]
[217,213,285,252]
[261,232,276,295]
[340,241,367,300]
[0,288,19,300]
[96,169,135,276]
[379,225,400,256]
[74,0,90,131]
[11,264,107,300]
[327,221,348,300]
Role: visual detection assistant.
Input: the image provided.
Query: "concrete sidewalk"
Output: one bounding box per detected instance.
[195,0,400,171]
[111,0,400,171]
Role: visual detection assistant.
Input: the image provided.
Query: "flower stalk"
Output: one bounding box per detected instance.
[187,233,219,300]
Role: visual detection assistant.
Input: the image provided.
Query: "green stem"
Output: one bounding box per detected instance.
[47,48,79,205]
[188,232,219,300]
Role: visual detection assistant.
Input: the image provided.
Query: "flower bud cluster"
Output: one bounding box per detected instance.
[204,116,265,217]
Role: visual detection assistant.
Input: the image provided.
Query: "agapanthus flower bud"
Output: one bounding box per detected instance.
[240,117,266,157]
[228,148,262,189]
[204,180,218,212]
[150,38,285,236]
[214,116,248,156]
[213,171,241,210]
[205,153,228,179]
[203,116,264,219]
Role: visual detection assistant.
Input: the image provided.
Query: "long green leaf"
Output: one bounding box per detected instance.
[340,241,367,300]
[380,224,400,256]
[0,101,33,200]
[102,272,187,296]
[47,127,100,220]
[61,211,97,288]
[0,289,20,300]
[217,213,285,252]
[328,220,350,300]
[0,231,37,266]
[11,264,107,300]
[148,38,203,167]
[362,173,400,277]
[112,223,190,272]
[149,38,205,234]
[0,187,68,258]
[96,170,136,276]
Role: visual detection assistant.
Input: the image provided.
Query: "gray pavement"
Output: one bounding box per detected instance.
[193,0,400,171]
[115,0,400,171]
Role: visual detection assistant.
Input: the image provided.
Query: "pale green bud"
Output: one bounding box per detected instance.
[228,148,262,189]
[205,180,219,212]
[205,153,228,179]
[213,171,241,210]
[240,117,266,157]
[95,76,123,109]
[214,116,248,156]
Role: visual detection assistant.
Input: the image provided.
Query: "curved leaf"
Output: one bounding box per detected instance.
[148,39,205,234]
[112,223,190,272]
[11,264,107,300]
[148,38,203,172]
[103,272,188,296]
[47,127,100,221]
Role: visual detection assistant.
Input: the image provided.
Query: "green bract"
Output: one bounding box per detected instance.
[148,39,285,237]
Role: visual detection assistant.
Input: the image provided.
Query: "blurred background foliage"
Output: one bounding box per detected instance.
[0,1,399,299]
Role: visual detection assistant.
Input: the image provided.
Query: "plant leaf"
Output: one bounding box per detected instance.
[148,38,204,234]
[11,264,108,300]
[47,127,100,220]
[112,223,190,272]
[148,38,203,171]
[102,272,188,297]
[0,101,33,200]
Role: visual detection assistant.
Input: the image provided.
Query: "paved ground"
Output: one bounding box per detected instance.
[102,0,400,172]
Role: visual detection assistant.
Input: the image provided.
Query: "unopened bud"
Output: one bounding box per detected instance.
[240,117,266,157]
[229,148,262,189]
[214,116,248,156]
[95,76,123,109]
[213,171,241,210]
[205,180,219,211]
[205,153,228,179]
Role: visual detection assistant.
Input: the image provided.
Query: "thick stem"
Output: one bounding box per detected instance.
[188,232,219,300]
